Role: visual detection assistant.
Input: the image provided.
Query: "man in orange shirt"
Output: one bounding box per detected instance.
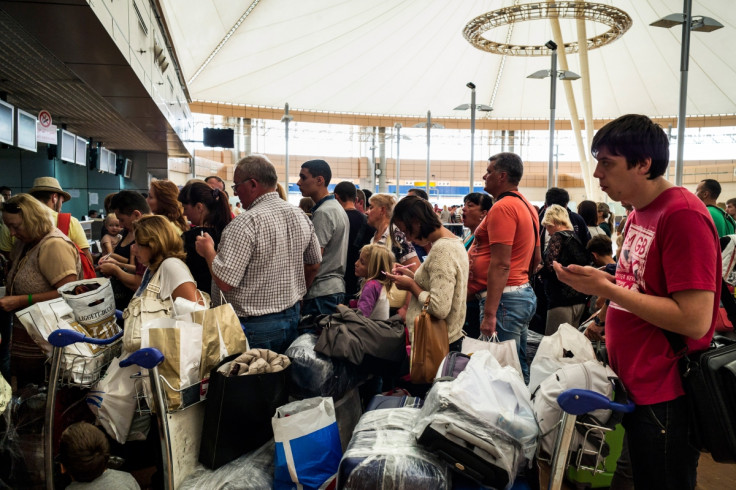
[480,153,541,383]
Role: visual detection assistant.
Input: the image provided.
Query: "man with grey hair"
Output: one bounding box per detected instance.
[196,155,322,353]
[480,152,541,383]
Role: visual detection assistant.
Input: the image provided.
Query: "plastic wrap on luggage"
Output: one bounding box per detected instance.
[526,329,544,366]
[179,440,274,490]
[285,333,368,399]
[413,351,538,483]
[338,408,450,490]
[0,386,47,487]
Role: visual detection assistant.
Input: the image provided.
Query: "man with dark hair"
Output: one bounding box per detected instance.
[480,152,540,383]
[355,189,367,214]
[539,187,590,247]
[197,155,321,353]
[205,175,226,192]
[555,114,719,489]
[298,160,349,315]
[362,189,373,202]
[407,188,429,201]
[0,186,11,201]
[334,181,373,298]
[696,178,735,237]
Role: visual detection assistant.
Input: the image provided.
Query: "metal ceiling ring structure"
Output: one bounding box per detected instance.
[463,1,632,56]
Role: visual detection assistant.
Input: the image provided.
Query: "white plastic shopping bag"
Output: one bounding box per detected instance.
[462,332,523,377]
[528,323,596,394]
[141,317,203,410]
[87,355,140,444]
[272,397,342,489]
[58,278,120,339]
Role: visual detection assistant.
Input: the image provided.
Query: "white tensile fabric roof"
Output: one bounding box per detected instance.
[160,0,736,120]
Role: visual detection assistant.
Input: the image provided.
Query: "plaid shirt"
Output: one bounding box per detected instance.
[212,192,321,317]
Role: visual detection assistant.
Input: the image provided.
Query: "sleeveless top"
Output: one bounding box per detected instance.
[7,228,82,297]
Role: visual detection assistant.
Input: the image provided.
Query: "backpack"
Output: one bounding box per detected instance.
[57,213,96,279]
[532,360,623,468]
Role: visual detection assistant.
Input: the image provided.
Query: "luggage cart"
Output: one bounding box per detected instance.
[120,347,206,490]
[546,389,635,490]
[45,328,124,490]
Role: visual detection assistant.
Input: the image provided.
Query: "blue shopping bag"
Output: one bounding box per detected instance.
[272,396,342,489]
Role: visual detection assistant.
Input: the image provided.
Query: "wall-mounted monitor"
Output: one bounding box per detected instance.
[0,100,13,146]
[203,127,234,148]
[75,137,87,166]
[108,150,116,174]
[15,109,37,152]
[59,129,76,163]
[123,158,133,178]
[98,147,110,173]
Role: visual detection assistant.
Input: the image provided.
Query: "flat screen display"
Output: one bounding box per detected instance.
[99,147,110,173]
[124,158,133,178]
[108,151,116,174]
[59,129,76,163]
[16,109,37,152]
[0,100,13,146]
[75,137,87,166]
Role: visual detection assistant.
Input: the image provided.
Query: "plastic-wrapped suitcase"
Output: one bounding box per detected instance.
[337,408,450,490]
[414,351,538,489]
[365,394,423,411]
[284,333,368,399]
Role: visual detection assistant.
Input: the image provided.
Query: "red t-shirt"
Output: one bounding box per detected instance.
[487,192,539,286]
[467,214,491,295]
[607,187,719,405]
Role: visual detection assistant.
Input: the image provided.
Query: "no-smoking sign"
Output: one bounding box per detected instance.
[38,110,52,128]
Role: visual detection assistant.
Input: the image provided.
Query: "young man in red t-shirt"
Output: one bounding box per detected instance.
[555,114,719,489]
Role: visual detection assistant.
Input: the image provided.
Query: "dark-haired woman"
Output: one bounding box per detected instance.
[386,196,468,352]
[178,181,232,295]
[578,200,606,238]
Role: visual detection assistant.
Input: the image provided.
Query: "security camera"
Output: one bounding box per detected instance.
[466,82,476,89]
[545,40,557,50]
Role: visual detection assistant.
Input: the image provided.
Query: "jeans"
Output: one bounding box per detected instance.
[239,303,300,354]
[623,396,699,490]
[302,293,345,316]
[480,285,536,384]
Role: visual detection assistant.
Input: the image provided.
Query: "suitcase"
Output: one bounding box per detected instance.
[365,394,423,411]
[337,408,449,490]
[677,336,736,462]
[436,351,470,380]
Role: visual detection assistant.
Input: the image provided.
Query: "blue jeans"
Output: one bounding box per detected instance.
[623,396,699,489]
[302,293,345,316]
[480,285,536,384]
[239,303,300,354]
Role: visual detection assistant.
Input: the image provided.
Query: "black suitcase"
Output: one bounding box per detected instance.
[679,336,736,462]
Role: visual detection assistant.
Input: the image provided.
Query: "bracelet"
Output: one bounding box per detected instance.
[28,294,33,306]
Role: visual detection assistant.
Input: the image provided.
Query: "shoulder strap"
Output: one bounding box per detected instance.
[57,213,71,236]
[497,191,539,247]
[708,205,736,233]
[143,266,164,296]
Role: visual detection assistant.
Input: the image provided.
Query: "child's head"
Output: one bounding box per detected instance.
[355,244,394,284]
[104,213,122,235]
[59,422,109,482]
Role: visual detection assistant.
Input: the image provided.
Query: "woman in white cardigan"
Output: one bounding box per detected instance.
[385,196,469,352]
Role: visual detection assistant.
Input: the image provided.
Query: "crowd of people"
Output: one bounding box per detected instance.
[0,113,729,489]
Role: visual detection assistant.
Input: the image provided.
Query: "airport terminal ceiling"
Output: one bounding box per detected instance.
[159,0,735,121]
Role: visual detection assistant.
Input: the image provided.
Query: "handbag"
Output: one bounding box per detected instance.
[122,268,172,352]
[410,296,449,384]
[200,353,290,469]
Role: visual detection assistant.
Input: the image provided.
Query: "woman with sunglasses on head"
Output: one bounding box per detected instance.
[178,181,232,295]
[1,194,83,386]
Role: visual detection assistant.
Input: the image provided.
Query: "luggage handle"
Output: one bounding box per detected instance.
[119,347,164,370]
[557,389,635,416]
[48,329,123,348]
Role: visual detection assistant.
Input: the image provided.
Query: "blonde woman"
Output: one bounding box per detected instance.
[540,205,590,334]
[130,215,201,303]
[2,194,83,385]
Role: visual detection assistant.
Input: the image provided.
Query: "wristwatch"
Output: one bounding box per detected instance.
[593,315,605,327]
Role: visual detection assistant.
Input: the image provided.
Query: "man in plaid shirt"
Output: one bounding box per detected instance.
[196,155,321,353]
